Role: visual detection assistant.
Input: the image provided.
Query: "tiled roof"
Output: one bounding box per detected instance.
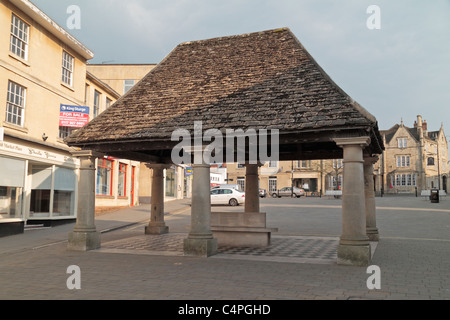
[66,28,382,154]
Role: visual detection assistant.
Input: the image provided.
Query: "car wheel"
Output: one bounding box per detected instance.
[272,193,278,198]
[229,198,238,206]
[291,194,296,198]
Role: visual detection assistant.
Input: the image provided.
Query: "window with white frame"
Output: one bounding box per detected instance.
[397,138,407,149]
[237,177,245,192]
[6,81,26,126]
[396,155,410,167]
[297,160,309,168]
[394,174,416,187]
[268,177,277,193]
[10,14,29,60]
[106,97,112,109]
[93,90,101,118]
[124,80,135,94]
[268,161,278,168]
[62,51,74,86]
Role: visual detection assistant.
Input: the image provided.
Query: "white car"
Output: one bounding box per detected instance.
[210,188,245,206]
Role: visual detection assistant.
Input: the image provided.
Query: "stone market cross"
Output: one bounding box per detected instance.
[65,28,384,266]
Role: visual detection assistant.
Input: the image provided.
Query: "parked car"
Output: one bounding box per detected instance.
[272,187,305,198]
[259,188,267,198]
[210,187,245,206]
[211,184,242,192]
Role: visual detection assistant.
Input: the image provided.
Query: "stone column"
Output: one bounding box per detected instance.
[68,150,101,251]
[364,156,379,241]
[145,164,170,235]
[184,160,217,257]
[244,163,260,213]
[334,137,371,266]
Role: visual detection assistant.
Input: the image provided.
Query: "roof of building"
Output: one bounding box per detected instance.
[66,28,383,162]
[10,0,94,60]
[86,71,121,99]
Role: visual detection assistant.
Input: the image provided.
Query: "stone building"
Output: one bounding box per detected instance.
[66,28,384,266]
[226,159,344,196]
[374,115,449,195]
[0,0,143,236]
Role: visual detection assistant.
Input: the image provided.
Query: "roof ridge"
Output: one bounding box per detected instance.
[179,27,291,46]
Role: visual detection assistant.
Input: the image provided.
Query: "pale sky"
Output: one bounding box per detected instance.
[32,0,450,139]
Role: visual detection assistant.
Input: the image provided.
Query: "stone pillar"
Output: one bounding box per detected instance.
[68,150,101,251]
[334,137,371,266]
[364,156,379,241]
[244,163,260,213]
[145,164,170,235]
[184,160,217,257]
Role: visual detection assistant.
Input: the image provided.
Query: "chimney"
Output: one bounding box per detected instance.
[414,121,417,128]
[417,115,423,139]
[422,120,427,132]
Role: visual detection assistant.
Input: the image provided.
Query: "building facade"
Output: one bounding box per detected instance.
[226,159,343,196]
[226,116,449,196]
[374,115,449,194]
[0,0,145,236]
[0,0,94,235]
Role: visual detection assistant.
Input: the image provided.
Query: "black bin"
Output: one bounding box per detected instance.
[430,188,439,203]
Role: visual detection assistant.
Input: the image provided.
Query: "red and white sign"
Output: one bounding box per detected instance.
[59,105,90,128]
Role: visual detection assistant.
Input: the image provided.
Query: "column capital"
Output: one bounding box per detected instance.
[363,155,379,165]
[242,161,265,167]
[71,149,104,159]
[146,163,173,170]
[334,137,371,148]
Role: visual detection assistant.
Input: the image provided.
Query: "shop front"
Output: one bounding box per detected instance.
[0,137,79,236]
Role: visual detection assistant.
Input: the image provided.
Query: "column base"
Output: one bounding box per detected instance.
[145,224,169,235]
[337,244,371,267]
[68,231,101,251]
[366,227,379,241]
[184,236,218,257]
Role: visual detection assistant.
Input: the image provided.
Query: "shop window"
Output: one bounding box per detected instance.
[53,167,75,216]
[165,167,175,197]
[97,159,113,196]
[118,163,127,197]
[30,189,51,216]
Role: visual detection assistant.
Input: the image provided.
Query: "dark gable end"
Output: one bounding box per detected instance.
[66,28,383,158]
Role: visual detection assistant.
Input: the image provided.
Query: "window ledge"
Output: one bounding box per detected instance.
[3,122,28,134]
[60,82,75,92]
[96,195,115,199]
[8,53,30,67]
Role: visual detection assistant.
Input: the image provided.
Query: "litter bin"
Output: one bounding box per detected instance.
[430,188,439,203]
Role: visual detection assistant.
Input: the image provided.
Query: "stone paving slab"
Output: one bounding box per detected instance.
[99,232,341,264]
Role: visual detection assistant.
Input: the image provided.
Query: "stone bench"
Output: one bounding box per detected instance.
[210,212,278,247]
